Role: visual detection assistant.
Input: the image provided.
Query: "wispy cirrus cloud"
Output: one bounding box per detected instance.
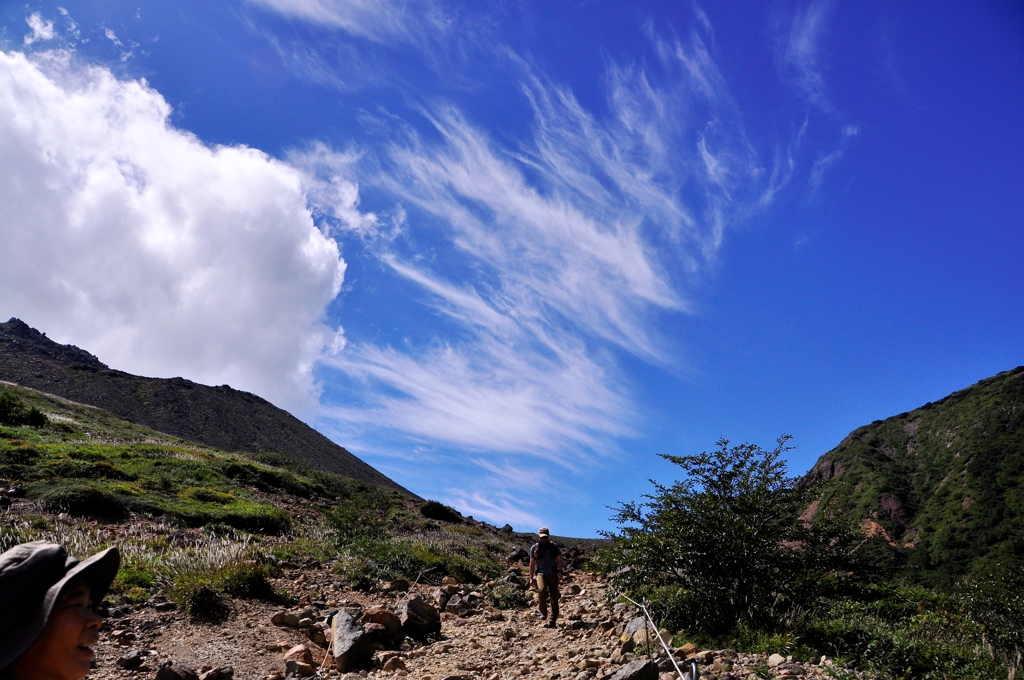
[782,0,834,112]
[246,0,449,44]
[776,1,860,196]
[314,21,784,477]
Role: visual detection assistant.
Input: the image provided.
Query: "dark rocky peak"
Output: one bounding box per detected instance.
[0,318,106,368]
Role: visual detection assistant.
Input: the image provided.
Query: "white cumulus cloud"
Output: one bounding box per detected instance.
[0,50,346,416]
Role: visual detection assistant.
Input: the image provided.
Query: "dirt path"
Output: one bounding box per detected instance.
[88,570,854,680]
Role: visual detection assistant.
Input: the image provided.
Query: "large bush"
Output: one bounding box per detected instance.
[597,436,859,635]
[0,390,48,428]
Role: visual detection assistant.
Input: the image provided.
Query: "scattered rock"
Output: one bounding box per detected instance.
[382,657,407,672]
[398,594,441,640]
[506,547,529,563]
[116,650,143,669]
[285,659,315,677]
[156,662,200,680]
[361,608,404,643]
[198,667,234,680]
[283,644,313,665]
[623,617,648,637]
[503,571,525,588]
[768,653,785,667]
[607,659,659,680]
[674,643,697,657]
[445,594,469,616]
[331,609,374,672]
[111,629,136,646]
[432,587,450,609]
[272,611,301,627]
[363,621,391,648]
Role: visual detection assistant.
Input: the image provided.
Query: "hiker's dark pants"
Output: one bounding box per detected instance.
[536,574,560,620]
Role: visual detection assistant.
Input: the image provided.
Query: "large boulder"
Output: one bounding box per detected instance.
[607,659,659,680]
[397,594,441,640]
[331,610,373,672]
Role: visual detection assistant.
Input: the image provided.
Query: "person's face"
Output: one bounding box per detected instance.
[10,580,103,680]
[539,534,549,542]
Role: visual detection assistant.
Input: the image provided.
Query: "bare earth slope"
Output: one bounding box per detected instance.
[0,318,410,495]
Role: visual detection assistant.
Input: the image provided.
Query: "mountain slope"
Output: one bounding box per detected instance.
[0,318,412,496]
[805,366,1024,586]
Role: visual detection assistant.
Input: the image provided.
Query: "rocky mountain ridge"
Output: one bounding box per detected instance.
[0,318,410,495]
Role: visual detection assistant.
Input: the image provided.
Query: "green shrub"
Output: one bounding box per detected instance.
[420,500,463,523]
[33,482,130,520]
[116,562,156,590]
[181,585,229,621]
[217,561,280,600]
[485,583,528,609]
[957,561,1024,674]
[0,391,48,428]
[598,436,860,635]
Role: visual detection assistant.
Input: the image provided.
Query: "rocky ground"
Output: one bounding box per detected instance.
[89,569,867,680]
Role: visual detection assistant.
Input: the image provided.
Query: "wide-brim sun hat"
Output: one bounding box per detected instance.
[0,541,121,670]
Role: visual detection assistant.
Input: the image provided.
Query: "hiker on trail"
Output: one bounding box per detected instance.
[528,527,564,628]
[0,541,121,680]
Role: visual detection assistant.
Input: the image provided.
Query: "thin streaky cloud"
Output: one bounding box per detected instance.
[323,335,631,464]
[810,124,859,193]
[246,0,449,44]
[782,0,833,112]
[312,24,785,469]
[445,490,544,529]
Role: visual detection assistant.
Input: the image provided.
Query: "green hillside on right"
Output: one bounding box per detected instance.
[805,365,1024,588]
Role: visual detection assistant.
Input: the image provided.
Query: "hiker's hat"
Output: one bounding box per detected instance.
[0,541,120,670]
[538,527,550,536]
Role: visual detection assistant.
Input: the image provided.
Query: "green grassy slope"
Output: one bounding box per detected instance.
[0,382,525,597]
[0,381,387,534]
[805,366,1024,587]
[0,318,412,495]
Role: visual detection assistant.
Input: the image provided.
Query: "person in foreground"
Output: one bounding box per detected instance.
[528,527,563,628]
[0,541,121,680]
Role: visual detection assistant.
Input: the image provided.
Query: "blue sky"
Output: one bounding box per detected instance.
[1,1,1022,536]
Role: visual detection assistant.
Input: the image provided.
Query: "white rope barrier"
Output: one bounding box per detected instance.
[620,594,696,680]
